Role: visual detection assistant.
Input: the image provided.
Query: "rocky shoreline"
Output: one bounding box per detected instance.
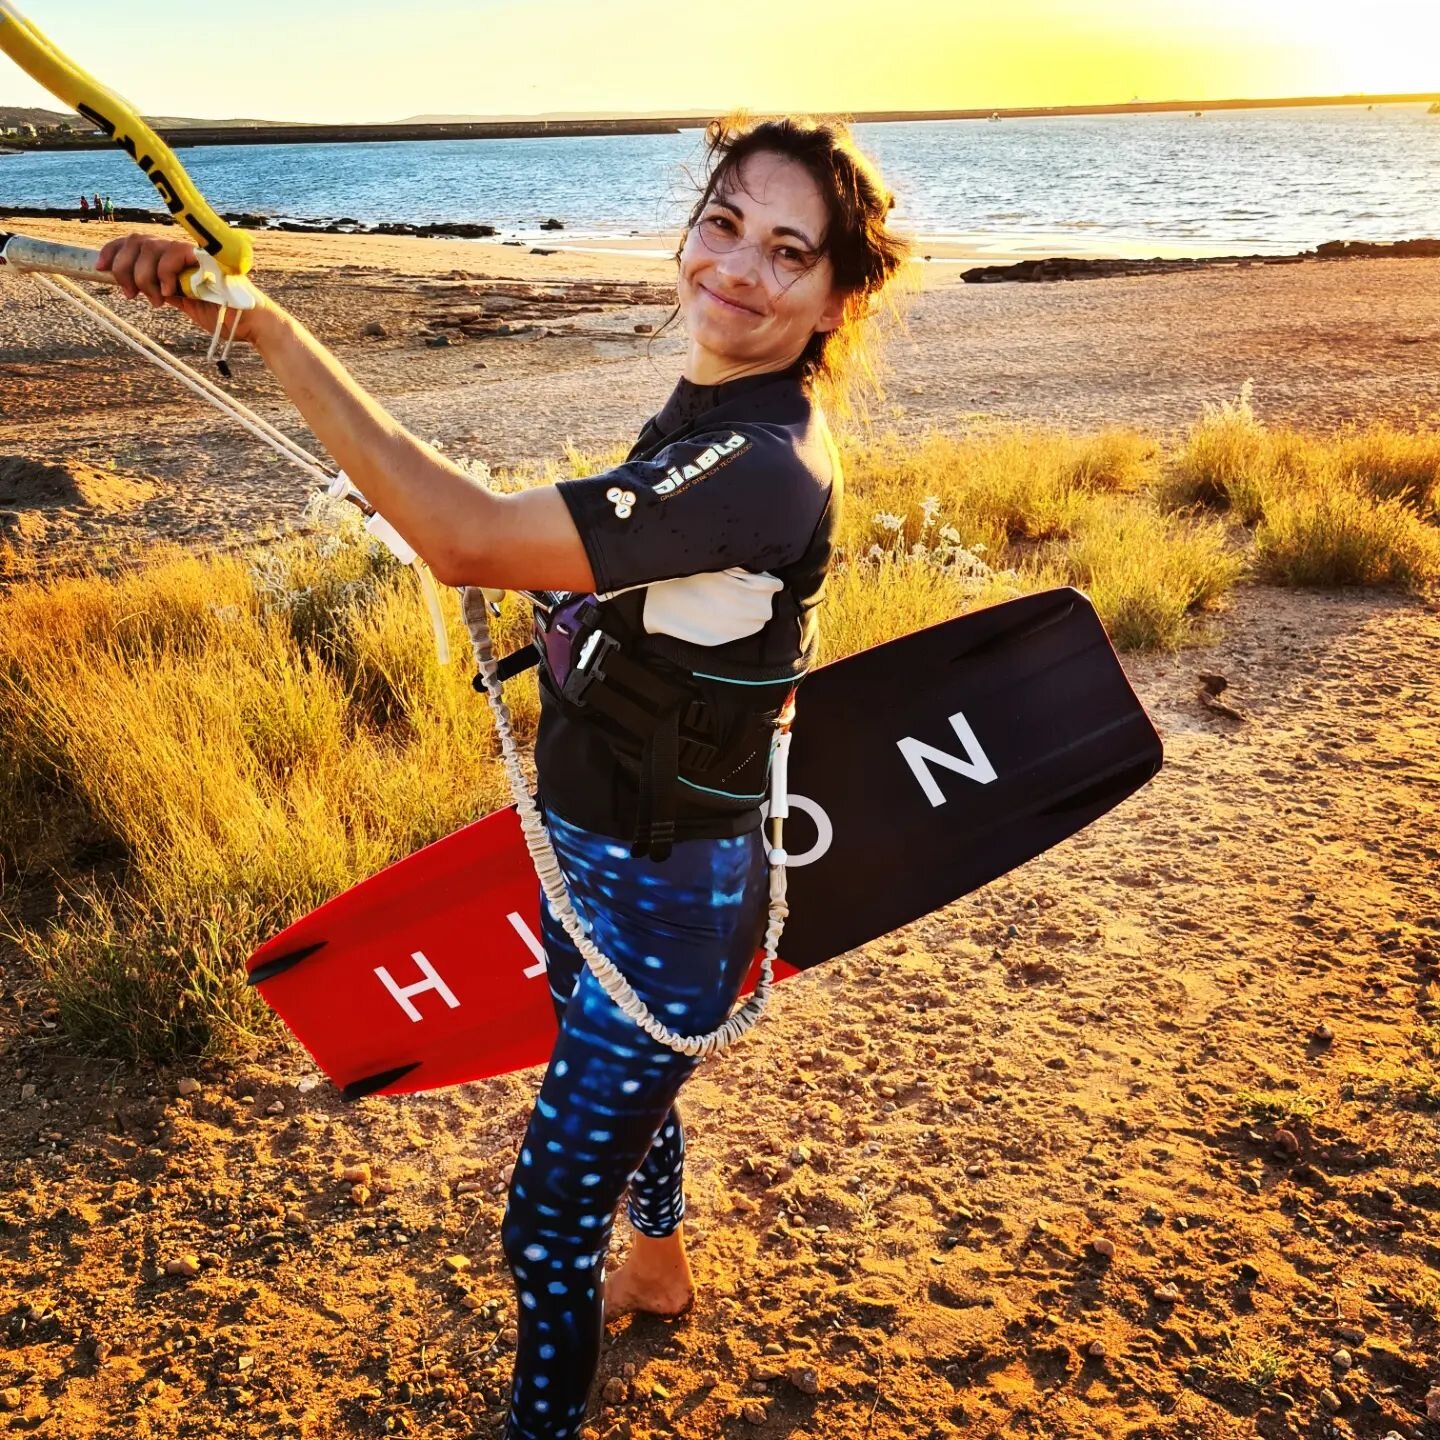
[961,237,1440,283]
[8,205,1440,279]
[0,205,569,242]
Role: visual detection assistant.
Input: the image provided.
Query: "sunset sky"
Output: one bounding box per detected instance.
[3,0,1438,123]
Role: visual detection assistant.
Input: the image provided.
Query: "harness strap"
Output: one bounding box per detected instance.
[632,701,682,861]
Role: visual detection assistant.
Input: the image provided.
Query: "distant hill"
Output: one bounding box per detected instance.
[399,109,724,124]
[0,104,293,128]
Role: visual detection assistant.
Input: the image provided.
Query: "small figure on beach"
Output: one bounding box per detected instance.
[103,195,114,221]
[78,193,89,218]
[100,114,907,1440]
[92,192,102,213]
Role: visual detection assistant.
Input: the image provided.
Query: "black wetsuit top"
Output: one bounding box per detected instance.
[535,364,842,843]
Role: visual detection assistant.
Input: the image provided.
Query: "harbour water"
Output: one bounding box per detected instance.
[3,103,1438,255]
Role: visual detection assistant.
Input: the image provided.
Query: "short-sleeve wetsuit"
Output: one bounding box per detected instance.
[499,364,840,1440]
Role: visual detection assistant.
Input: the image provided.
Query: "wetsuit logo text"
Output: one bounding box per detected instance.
[654,433,748,496]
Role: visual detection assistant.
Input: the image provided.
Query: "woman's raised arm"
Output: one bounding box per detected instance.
[97,233,596,593]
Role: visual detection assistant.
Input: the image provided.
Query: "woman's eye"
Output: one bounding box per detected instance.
[703,214,734,232]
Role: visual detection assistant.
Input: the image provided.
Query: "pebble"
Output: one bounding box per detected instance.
[1427,1388,1440,1421]
[454,1180,486,1196]
[1319,1388,1343,1413]
[761,1342,785,1356]
[601,1378,628,1405]
[741,1400,769,1425]
[444,1256,471,1273]
[459,1293,486,1311]
[341,1162,372,1186]
[965,1163,986,1178]
[20,1083,36,1101]
[165,1255,202,1278]
[0,1390,21,1412]
[350,1185,371,1207]
[1091,1236,1116,1258]
[1331,1348,1353,1371]
[786,1365,819,1395]
[1312,1022,1334,1044]
[1154,1283,1181,1304]
[1087,1340,1106,1360]
[1274,1128,1301,1156]
[266,1100,285,1116]
[177,1078,201,1096]
[790,1145,811,1166]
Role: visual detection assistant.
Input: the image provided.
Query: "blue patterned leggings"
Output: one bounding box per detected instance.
[500,808,767,1440]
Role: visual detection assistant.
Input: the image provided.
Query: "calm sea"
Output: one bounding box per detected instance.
[4,104,1438,255]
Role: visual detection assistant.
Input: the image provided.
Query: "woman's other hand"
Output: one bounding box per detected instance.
[96,233,274,343]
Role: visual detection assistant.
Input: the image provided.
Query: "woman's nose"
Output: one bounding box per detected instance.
[714,242,761,284]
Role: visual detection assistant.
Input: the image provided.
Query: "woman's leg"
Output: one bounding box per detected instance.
[499,816,765,1440]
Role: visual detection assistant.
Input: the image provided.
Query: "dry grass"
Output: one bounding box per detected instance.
[1163,384,1440,589]
[0,520,532,1062]
[2,407,1436,1061]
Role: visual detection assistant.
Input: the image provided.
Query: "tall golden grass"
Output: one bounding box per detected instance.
[1164,381,1440,582]
[2,405,1436,1062]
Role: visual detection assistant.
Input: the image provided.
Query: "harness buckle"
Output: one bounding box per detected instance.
[560,627,622,706]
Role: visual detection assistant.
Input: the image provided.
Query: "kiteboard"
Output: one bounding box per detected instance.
[248,588,1162,1098]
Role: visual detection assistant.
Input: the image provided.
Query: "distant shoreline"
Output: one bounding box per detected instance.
[7,91,1440,151]
[5,205,1439,283]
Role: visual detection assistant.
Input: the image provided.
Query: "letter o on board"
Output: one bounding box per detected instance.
[760,792,833,868]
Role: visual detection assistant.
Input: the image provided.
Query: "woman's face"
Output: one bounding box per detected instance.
[677,151,847,382]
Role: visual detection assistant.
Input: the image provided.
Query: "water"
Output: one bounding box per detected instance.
[4,104,1438,254]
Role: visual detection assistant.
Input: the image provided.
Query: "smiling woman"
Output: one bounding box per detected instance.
[98,110,907,1440]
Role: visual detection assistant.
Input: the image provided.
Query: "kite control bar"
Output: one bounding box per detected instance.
[0,0,252,277]
[0,231,260,309]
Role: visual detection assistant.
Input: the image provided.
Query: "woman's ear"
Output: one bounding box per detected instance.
[814,288,848,336]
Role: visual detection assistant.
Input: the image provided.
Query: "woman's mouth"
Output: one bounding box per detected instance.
[699,283,759,316]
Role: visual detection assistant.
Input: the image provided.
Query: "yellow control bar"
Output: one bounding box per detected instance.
[0,0,252,277]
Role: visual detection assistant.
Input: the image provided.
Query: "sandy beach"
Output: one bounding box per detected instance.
[1,222,1439,1440]
[5,218,1440,570]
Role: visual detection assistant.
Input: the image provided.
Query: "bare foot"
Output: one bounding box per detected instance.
[603,1228,696,1320]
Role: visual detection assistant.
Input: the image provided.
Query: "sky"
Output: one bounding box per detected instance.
[2,0,1439,123]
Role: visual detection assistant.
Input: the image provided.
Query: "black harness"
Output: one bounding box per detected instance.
[486,592,799,861]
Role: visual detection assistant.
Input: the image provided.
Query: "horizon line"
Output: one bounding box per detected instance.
[4,88,1440,130]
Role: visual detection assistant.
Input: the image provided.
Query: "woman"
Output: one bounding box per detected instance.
[102,113,907,1439]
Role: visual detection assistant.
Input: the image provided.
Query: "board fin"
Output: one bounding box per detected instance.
[342,1063,422,1102]
[247,941,327,986]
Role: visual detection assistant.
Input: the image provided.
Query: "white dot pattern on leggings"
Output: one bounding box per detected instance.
[497,808,766,1440]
